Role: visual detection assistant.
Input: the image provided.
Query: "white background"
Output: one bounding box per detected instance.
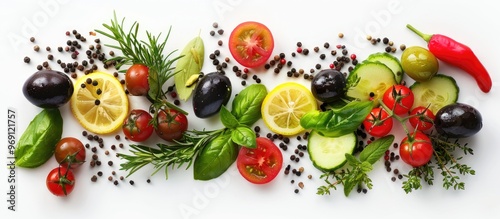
[1,0,500,218]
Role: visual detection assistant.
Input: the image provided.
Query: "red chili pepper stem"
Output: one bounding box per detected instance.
[406,24,492,93]
[406,24,432,42]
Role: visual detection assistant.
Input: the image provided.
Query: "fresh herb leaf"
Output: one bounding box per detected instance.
[300,101,373,137]
[231,126,257,149]
[15,109,63,168]
[174,36,204,101]
[231,84,267,126]
[193,131,238,180]
[359,135,394,164]
[220,106,239,129]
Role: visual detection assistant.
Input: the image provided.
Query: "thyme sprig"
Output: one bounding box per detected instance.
[317,135,394,196]
[402,135,475,193]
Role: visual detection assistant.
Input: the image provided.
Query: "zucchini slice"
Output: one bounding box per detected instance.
[346,61,397,106]
[366,52,404,84]
[307,131,357,172]
[410,74,459,114]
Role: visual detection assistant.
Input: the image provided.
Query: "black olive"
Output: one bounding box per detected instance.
[434,103,483,138]
[22,70,74,108]
[192,72,231,118]
[310,69,346,103]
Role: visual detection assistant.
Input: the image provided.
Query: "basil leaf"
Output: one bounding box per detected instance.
[174,36,204,101]
[231,126,256,149]
[300,101,373,137]
[193,131,238,180]
[15,109,63,168]
[220,106,239,129]
[359,135,394,165]
[231,84,267,126]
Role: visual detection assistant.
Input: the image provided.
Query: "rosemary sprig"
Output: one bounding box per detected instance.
[95,12,186,125]
[118,129,224,179]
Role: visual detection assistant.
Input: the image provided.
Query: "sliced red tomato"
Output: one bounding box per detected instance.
[237,137,283,184]
[229,21,274,68]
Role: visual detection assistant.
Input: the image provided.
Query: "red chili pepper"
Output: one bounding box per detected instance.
[406,24,492,93]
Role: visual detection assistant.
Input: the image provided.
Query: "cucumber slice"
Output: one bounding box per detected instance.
[366,52,404,83]
[307,131,357,172]
[346,62,397,106]
[410,74,459,114]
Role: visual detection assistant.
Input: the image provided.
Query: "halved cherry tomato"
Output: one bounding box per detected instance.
[409,106,435,131]
[237,137,283,184]
[54,137,86,169]
[46,166,75,196]
[228,21,274,68]
[399,132,433,167]
[123,109,154,142]
[382,84,414,115]
[363,107,393,137]
[125,64,149,96]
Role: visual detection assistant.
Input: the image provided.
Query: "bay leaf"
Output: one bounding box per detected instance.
[174,36,204,101]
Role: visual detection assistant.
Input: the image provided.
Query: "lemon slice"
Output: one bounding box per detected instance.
[70,72,129,134]
[261,82,318,136]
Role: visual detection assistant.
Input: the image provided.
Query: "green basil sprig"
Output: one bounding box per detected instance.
[15,109,63,168]
[193,131,238,180]
[120,84,267,180]
[300,101,373,137]
[193,84,266,179]
[231,83,267,126]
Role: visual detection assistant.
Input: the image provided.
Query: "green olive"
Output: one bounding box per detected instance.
[401,46,439,82]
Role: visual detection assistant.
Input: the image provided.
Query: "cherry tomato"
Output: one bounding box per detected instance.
[54,137,86,169]
[123,109,154,142]
[409,106,435,131]
[228,21,274,68]
[125,64,149,96]
[46,166,75,196]
[382,85,414,115]
[399,132,433,167]
[363,107,393,137]
[237,137,283,184]
[155,108,188,142]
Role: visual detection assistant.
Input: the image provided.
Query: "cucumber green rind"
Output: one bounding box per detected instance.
[410,74,459,114]
[346,61,397,106]
[307,131,357,172]
[366,52,404,84]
